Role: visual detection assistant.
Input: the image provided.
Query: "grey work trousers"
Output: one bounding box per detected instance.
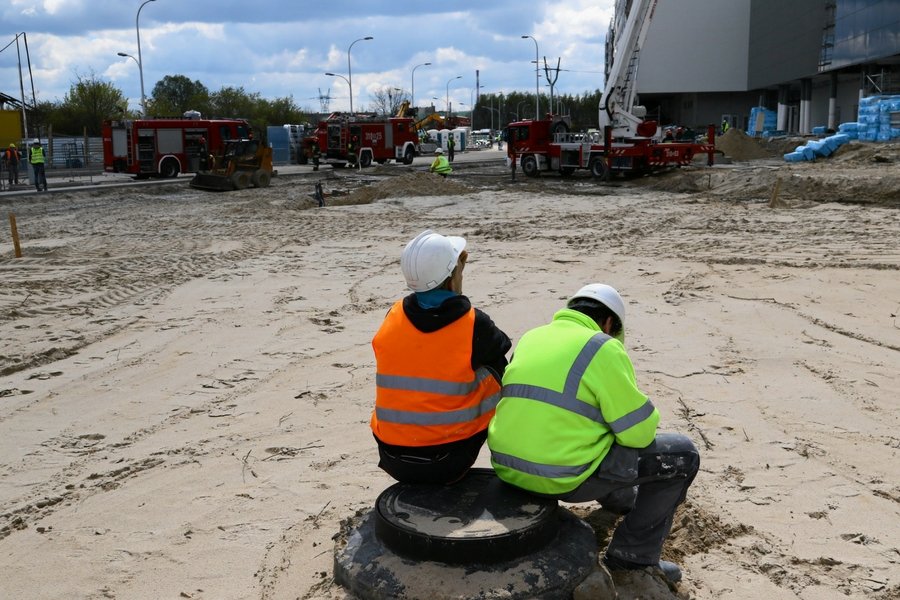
[558,432,700,565]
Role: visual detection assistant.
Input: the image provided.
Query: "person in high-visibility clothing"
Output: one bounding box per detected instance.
[5,143,21,186]
[488,283,699,583]
[429,147,452,177]
[371,229,511,484]
[29,138,48,192]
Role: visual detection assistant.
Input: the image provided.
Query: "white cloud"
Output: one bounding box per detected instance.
[1,1,615,112]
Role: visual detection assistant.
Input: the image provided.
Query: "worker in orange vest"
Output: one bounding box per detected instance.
[371,229,511,484]
[5,143,21,186]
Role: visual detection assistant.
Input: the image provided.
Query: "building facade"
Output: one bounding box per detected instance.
[610,0,900,133]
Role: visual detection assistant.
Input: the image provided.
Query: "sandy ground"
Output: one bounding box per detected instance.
[1,141,898,600]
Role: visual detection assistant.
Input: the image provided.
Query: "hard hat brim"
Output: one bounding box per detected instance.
[446,235,466,257]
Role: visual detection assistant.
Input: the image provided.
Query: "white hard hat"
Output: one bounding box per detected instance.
[33,138,40,144]
[568,283,626,342]
[434,147,443,153]
[401,229,466,292]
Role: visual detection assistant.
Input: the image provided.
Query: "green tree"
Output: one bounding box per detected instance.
[27,99,59,139]
[148,74,210,117]
[258,95,307,127]
[53,71,128,135]
[210,85,259,120]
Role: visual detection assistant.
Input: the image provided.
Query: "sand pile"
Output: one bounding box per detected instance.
[340,171,472,205]
[832,141,900,165]
[715,129,777,160]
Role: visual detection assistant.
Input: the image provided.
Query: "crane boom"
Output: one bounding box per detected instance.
[599,0,658,138]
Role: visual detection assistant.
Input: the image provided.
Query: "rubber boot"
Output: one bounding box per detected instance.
[603,554,683,583]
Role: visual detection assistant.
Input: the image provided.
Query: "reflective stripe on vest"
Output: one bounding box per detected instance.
[375,367,500,425]
[491,331,655,479]
[491,449,591,479]
[371,301,500,446]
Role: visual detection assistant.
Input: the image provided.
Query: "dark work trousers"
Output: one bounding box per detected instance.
[376,430,487,485]
[559,432,700,565]
[32,162,47,191]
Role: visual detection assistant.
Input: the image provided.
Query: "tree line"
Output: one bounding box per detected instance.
[30,72,606,139]
[29,72,309,138]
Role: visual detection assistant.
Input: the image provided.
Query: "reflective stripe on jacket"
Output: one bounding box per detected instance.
[372,300,501,446]
[488,308,659,495]
[30,146,45,164]
[430,155,451,174]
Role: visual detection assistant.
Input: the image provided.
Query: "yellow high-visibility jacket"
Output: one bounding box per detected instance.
[488,308,658,495]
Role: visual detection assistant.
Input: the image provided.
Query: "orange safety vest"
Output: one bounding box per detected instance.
[371,301,501,447]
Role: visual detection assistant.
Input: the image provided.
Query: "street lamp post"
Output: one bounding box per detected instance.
[117,52,140,110]
[135,0,156,116]
[347,36,373,114]
[411,62,431,110]
[516,101,530,122]
[391,87,404,114]
[521,35,539,120]
[446,75,462,114]
[471,85,485,128]
[325,72,351,109]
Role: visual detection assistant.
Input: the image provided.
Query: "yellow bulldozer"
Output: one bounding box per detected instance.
[189,138,274,191]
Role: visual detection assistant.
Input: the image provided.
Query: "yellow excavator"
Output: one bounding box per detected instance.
[190,138,274,191]
[413,112,446,132]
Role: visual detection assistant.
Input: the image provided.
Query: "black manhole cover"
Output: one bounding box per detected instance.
[374,468,558,564]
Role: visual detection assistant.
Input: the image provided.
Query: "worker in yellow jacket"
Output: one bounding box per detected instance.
[29,138,48,192]
[488,283,699,583]
[429,147,452,177]
[372,230,511,484]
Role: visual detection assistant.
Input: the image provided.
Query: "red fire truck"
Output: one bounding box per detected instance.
[102,117,250,178]
[508,0,715,179]
[301,113,420,168]
[508,117,716,179]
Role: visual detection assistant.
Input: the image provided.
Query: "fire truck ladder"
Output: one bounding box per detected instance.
[125,124,134,167]
[599,0,658,138]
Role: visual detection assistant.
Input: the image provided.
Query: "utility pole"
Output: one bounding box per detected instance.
[543,58,561,117]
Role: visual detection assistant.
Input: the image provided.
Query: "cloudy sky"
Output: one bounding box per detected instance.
[1,0,614,115]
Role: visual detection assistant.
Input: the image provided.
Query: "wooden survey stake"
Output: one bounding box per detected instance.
[8,213,22,258]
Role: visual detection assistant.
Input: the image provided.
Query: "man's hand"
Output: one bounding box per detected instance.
[449,250,468,294]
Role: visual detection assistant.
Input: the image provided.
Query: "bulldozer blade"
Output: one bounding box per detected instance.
[189,173,234,192]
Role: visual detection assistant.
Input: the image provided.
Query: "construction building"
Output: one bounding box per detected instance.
[610,0,900,133]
